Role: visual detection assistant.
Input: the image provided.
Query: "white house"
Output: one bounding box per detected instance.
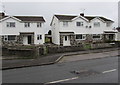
[0,12,45,45]
[116,27,120,41]
[50,13,117,46]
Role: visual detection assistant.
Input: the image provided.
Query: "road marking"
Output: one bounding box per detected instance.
[45,77,78,84]
[102,69,117,74]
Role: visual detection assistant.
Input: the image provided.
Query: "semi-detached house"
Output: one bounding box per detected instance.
[50,13,117,46]
[0,12,45,45]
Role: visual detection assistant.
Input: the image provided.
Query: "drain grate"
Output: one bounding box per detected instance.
[70,69,99,77]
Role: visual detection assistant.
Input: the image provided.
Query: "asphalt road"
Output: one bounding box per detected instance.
[2,56,118,83]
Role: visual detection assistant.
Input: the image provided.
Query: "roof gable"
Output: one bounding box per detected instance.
[72,16,89,22]
[84,16,114,22]
[90,17,106,23]
[0,16,21,22]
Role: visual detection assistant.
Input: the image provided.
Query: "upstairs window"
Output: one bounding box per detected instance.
[106,23,111,27]
[24,22,30,27]
[37,23,42,27]
[94,22,100,27]
[6,22,15,27]
[63,21,68,27]
[76,34,86,40]
[76,22,84,27]
[37,35,42,40]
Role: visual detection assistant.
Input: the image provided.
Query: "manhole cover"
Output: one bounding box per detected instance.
[70,69,99,77]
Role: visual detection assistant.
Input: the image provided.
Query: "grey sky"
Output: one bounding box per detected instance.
[118,1,120,27]
[0,2,118,33]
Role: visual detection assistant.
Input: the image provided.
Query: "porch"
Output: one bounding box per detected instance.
[103,31,117,42]
[20,32,34,45]
[59,32,75,46]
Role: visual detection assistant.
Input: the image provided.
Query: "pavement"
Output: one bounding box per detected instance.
[2,47,119,70]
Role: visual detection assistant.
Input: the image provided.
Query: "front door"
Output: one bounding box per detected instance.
[28,35,32,44]
[109,34,114,41]
[63,36,70,46]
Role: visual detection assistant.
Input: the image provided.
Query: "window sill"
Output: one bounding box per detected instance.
[76,39,86,40]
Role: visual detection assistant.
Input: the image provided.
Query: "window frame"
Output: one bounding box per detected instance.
[76,34,86,40]
[3,35,16,41]
[63,21,68,27]
[6,22,16,27]
[94,22,100,27]
[76,22,84,27]
[106,22,111,27]
[37,35,42,40]
[24,22,30,27]
[92,34,101,39]
[37,22,42,27]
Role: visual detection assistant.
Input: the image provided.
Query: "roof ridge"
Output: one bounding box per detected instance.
[14,16,43,17]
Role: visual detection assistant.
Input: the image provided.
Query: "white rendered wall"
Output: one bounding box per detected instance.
[1,17,45,44]
[59,17,113,35]
[51,16,60,45]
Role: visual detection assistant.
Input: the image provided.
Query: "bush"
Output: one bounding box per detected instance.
[83,44,91,49]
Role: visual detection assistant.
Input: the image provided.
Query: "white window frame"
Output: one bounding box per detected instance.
[24,22,30,27]
[94,22,100,27]
[76,22,84,27]
[92,34,101,39]
[37,23,42,27]
[37,35,42,40]
[3,35,16,41]
[106,22,111,27]
[6,22,16,27]
[63,21,68,27]
[76,34,86,40]
[4,35,8,41]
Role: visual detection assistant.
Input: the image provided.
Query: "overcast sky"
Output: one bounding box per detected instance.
[0,1,118,33]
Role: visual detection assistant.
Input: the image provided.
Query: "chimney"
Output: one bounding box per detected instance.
[0,12,5,16]
[80,13,84,16]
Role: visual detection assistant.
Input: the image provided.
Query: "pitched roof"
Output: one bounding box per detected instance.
[54,14,114,22]
[14,16,45,22]
[0,12,45,22]
[55,15,77,20]
[84,16,113,22]
[0,16,7,20]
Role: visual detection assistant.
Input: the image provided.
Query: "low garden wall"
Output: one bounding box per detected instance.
[44,43,113,54]
[2,45,40,58]
[2,43,114,58]
[47,45,84,54]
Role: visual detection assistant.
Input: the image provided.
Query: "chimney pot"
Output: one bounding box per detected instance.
[80,13,84,16]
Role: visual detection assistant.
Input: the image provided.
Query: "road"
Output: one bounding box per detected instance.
[2,56,118,83]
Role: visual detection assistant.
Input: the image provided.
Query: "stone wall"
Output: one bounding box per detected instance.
[2,43,113,58]
[60,34,105,46]
[2,46,39,57]
[91,43,112,49]
[1,35,22,46]
[47,45,84,54]
[42,43,112,54]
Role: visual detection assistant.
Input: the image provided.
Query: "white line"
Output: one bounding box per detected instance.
[102,69,117,74]
[45,77,78,84]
